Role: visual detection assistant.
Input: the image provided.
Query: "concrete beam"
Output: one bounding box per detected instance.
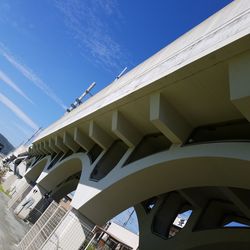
[150,92,191,144]
[178,189,206,209]
[28,146,32,154]
[74,127,94,152]
[63,132,80,153]
[112,110,141,147]
[32,144,39,155]
[37,143,42,154]
[41,141,48,154]
[41,141,51,154]
[43,141,50,154]
[36,144,42,155]
[28,146,34,156]
[43,141,53,154]
[46,140,58,154]
[89,121,113,150]
[220,187,250,219]
[39,143,47,155]
[49,138,61,154]
[229,51,250,121]
[55,136,69,153]
[37,144,43,155]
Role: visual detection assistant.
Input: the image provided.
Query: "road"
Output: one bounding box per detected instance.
[0,192,29,249]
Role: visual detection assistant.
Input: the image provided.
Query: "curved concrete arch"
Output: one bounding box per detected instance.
[24,155,51,183]
[52,178,80,202]
[135,216,250,250]
[15,161,28,177]
[26,156,38,170]
[37,152,91,194]
[73,142,250,224]
[181,228,250,250]
[134,187,250,250]
[30,156,37,165]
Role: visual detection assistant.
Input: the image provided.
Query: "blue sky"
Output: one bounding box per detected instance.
[0,0,233,147]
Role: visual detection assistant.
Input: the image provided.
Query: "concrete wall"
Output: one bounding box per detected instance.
[14,186,44,219]
[2,172,17,192]
[16,161,27,177]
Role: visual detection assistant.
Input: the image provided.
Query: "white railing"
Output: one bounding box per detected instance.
[42,209,94,250]
[18,201,67,250]
[18,202,132,250]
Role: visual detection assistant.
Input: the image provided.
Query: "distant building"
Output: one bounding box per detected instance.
[95,222,139,250]
[0,133,14,155]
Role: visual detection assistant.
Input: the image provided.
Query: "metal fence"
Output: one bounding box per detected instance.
[44,210,95,250]
[26,198,52,225]
[18,201,67,250]
[17,201,132,250]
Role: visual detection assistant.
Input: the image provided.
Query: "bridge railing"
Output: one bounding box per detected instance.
[18,201,68,250]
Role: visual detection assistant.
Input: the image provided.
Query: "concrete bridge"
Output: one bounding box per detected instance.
[8,0,250,249]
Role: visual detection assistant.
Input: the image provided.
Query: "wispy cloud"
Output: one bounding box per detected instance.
[0,92,39,130]
[0,69,33,104]
[0,2,11,23]
[12,122,33,137]
[54,0,131,71]
[0,43,67,110]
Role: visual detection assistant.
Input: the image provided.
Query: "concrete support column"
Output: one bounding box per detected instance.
[136,189,250,250]
[112,110,141,147]
[74,127,94,152]
[49,138,61,154]
[14,185,48,220]
[63,132,80,153]
[38,143,47,155]
[42,141,52,154]
[33,144,41,156]
[229,51,250,121]
[150,93,191,144]
[89,121,113,150]
[134,197,174,250]
[55,136,69,153]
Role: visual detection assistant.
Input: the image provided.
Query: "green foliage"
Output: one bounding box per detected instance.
[0,168,7,183]
[0,184,10,197]
[86,244,95,250]
[0,169,10,197]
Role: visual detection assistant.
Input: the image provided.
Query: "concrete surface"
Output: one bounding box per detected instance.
[0,192,30,250]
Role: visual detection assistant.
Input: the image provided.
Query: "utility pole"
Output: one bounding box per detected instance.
[24,127,43,146]
[123,209,135,227]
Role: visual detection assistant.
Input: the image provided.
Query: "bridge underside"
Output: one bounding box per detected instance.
[22,142,250,249]
[12,1,250,249]
[136,186,250,250]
